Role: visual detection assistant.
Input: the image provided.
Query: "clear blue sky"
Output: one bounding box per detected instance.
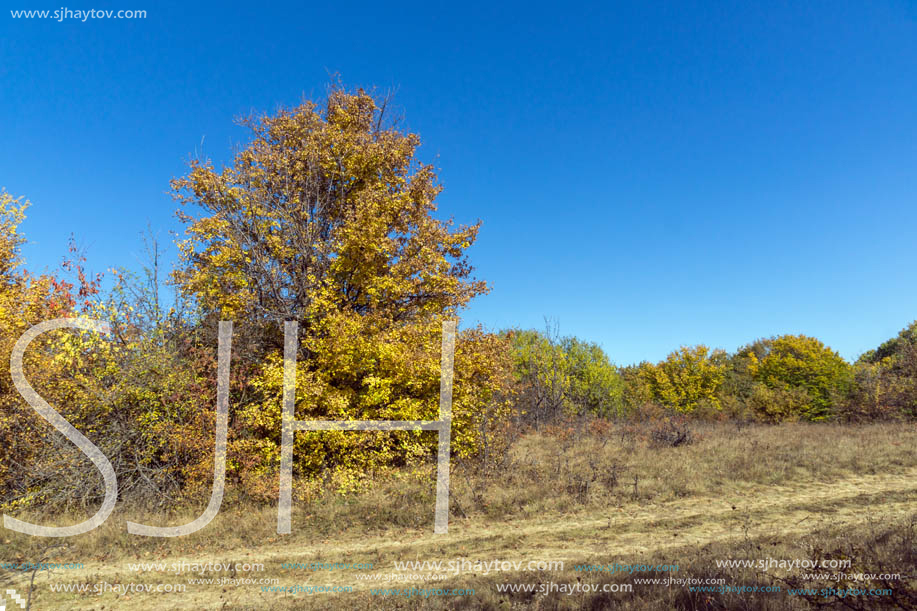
[2,1,916,365]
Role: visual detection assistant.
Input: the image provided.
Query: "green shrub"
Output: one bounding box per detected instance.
[744,335,852,421]
[508,327,624,422]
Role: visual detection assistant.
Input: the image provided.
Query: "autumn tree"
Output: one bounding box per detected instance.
[0,191,34,502]
[172,87,483,328]
[744,335,852,421]
[562,336,624,418]
[845,322,917,420]
[507,327,568,425]
[638,345,728,413]
[0,193,93,508]
[508,325,623,424]
[0,191,26,280]
[171,86,512,489]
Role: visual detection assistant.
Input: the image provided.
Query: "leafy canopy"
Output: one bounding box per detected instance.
[170,87,511,486]
[509,328,624,421]
[172,87,485,326]
[745,334,852,421]
[638,345,728,413]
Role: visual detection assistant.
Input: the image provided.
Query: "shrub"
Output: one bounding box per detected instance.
[649,415,693,447]
[744,335,852,421]
[843,321,917,421]
[637,345,728,413]
[744,382,814,423]
[508,325,624,424]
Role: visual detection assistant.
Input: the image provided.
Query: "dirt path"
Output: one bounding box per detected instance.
[16,466,917,609]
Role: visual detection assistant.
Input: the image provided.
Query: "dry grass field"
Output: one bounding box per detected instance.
[2,421,915,610]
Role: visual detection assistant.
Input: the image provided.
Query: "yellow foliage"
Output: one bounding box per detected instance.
[170,87,514,488]
[639,345,727,413]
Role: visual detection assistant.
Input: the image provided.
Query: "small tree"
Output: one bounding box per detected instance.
[508,326,567,426]
[0,193,94,509]
[638,345,728,413]
[562,336,624,418]
[846,322,917,420]
[508,323,623,424]
[745,335,852,421]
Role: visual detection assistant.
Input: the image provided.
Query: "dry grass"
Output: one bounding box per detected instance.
[1,421,915,609]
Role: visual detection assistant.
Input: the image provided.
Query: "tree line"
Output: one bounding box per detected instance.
[0,86,913,513]
[509,321,916,425]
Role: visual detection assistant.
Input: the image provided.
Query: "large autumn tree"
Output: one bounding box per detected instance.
[173,87,484,327]
[171,86,512,493]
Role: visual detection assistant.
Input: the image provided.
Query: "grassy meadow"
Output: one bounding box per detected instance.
[2,420,914,610]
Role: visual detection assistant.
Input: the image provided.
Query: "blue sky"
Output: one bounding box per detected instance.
[2,1,916,365]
